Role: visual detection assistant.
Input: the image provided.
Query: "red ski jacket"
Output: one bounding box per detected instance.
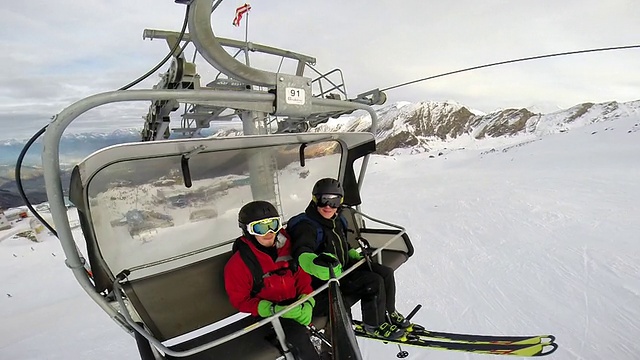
[224,229,313,316]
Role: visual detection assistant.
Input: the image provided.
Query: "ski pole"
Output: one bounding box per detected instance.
[388,305,423,359]
[405,304,422,321]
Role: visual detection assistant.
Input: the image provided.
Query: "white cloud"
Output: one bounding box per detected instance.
[2,0,640,139]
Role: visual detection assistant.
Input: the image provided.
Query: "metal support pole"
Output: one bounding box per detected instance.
[272,317,296,360]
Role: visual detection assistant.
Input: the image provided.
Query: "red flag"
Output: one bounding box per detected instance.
[232,3,251,27]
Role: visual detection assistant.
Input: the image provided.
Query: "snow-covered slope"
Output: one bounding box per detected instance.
[1,114,639,359]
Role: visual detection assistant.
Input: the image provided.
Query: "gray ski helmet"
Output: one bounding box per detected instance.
[312,178,344,197]
[238,201,279,228]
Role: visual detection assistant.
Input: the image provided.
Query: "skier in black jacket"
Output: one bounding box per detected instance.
[288,178,410,340]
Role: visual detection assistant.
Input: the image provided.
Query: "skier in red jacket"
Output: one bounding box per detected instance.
[224,200,320,359]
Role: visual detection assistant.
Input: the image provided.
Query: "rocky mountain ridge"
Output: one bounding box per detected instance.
[312,99,640,154]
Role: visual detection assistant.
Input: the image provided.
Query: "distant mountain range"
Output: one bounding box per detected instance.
[2,99,639,210]
[0,125,241,166]
[0,128,143,166]
[0,128,216,209]
[312,99,640,154]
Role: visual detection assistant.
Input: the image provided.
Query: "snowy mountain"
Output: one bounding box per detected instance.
[312,99,640,155]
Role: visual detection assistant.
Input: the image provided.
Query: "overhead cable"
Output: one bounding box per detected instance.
[380,44,640,92]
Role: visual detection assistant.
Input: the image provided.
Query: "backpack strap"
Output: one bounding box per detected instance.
[337,213,349,235]
[287,213,325,251]
[287,212,350,251]
[232,239,265,297]
[233,238,296,297]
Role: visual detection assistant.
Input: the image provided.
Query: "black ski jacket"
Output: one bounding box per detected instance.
[289,202,353,278]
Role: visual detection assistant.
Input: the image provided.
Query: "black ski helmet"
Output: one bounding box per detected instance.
[238,200,279,229]
[312,178,344,197]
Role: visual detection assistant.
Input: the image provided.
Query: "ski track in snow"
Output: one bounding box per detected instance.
[1,116,639,359]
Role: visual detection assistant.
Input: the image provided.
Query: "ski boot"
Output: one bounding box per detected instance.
[389,310,411,329]
[363,322,405,340]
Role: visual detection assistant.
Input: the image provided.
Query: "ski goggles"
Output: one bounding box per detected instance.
[313,193,343,208]
[246,217,282,236]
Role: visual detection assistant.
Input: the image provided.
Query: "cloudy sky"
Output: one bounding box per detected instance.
[2,0,640,139]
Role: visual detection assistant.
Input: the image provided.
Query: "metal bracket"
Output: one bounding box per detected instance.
[352,89,387,106]
[273,73,312,117]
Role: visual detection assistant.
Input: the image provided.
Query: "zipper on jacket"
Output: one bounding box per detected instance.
[332,218,346,266]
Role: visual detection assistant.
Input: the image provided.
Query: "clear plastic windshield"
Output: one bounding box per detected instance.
[86,140,342,276]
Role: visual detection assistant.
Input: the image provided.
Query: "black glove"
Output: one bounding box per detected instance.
[314,252,340,267]
[356,237,375,258]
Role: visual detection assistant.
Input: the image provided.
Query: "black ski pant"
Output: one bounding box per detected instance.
[312,262,397,327]
[280,318,320,360]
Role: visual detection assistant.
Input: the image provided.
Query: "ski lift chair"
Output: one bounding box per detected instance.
[61,131,414,359]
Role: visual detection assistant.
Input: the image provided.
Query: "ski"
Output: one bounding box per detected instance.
[407,323,555,346]
[353,326,558,357]
[352,320,555,346]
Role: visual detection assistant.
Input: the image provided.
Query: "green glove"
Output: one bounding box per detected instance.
[348,248,363,261]
[298,252,342,280]
[296,301,314,326]
[275,304,302,320]
[257,300,274,318]
[257,300,302,319]
[288,294,315,326]
[298,294,316,308]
